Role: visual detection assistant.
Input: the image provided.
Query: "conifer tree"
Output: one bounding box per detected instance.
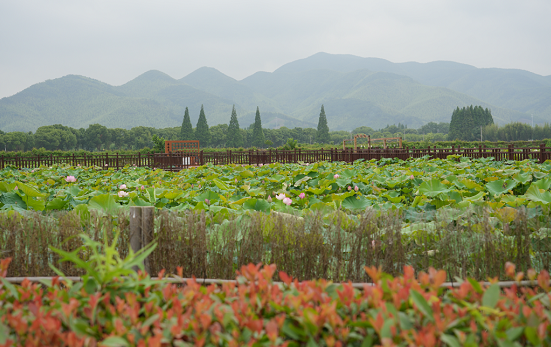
[226,105,243,148]
[316,105,330,143]
[180,107,194,141]
[448,107,461,141]
[251,107,265,148]
[195,105,210,147]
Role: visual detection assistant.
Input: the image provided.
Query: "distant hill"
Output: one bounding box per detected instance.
[0,52,548,132]
[275,52,550,124]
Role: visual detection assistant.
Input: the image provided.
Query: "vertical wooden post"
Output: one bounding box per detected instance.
[508,144,514,161]
[540,143,545,163]
[116,153,119,170]
[200,150,204,166]
[130,206,154,274]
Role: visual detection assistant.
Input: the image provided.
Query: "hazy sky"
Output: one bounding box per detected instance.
[1,0,550,99]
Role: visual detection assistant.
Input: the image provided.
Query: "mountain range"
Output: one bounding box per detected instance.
[1,52,549,132]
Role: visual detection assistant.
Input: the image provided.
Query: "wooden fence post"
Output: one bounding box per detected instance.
[508,144,514,161]
[129,206,154,273]
[540,143,545,163]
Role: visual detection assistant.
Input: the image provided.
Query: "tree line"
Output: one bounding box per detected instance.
[0,105,332,152]
[1,104,548,152]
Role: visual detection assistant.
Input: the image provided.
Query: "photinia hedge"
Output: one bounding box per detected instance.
[0,232,550,346]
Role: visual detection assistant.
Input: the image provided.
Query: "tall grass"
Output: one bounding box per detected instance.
[1,208,549,282]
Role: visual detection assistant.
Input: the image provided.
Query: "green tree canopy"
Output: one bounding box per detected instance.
[35,124,77,150]
[226,106,243,148]
[448,106,493,141]
[316,105,330,144]
[251,107,265,148]
[195,105,211,147]
[85,124,110,151]
[180,107,194,141]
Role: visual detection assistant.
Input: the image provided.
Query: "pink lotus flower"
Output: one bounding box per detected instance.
[354,186,359,192]
[105,164,108,167]
[334,174,340,179]
[118,191,129,198]
[409,175,415,179]
[14,186,18,190]
[267,196,272,203]
[282,197,292,206]
[205,199,210,205]
[299,192,306,199]
[119,184,127,190]
[259,163,263,167]
[276,193,286,200]
[141,185,145,190]
[65,176,76,183]
[348,186,352,191]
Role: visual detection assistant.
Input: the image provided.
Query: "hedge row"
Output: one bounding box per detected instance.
[0,234,550,346]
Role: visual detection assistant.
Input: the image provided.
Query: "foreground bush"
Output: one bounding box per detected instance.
[1,233,550,346]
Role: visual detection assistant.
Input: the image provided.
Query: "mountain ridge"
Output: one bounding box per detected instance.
[0,53,548,132]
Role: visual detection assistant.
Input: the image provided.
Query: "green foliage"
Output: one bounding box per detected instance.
[195,105,211,147]
[282,138,298,150]
[0,242,550,346]
[179,107,194,141]
[449,106,494,141]
[226,105,243,148]
[316,105,330,143]
[151,134,165,153]
[251,107,265,148]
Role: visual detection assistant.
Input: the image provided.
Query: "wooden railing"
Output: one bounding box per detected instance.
[1,144,549,171]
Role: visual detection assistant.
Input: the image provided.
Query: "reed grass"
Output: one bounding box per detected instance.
[1,208,549,282]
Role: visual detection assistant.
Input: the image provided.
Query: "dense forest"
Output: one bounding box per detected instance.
[0,105,549,152]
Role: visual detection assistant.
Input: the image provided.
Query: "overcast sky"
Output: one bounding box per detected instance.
[1,0,550,99]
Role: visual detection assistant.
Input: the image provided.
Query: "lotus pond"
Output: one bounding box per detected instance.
[1,156,550,217]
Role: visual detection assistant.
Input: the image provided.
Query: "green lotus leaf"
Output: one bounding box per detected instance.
[341,196,371,211]
[512,172,532,185]
[459,179,484,191]
[212,178,230,191]
[243,198,270,212]
[25,198,45,211]
[485,179,517,197]
[195,191,221,202]
[88,193,120,214]
[533,177,551,191]
[524,184,551,204]
[45,198,68,210]
[14,181,47,198]
[239,170,254,178]
[417,179,451,197]
[0,192,27,210]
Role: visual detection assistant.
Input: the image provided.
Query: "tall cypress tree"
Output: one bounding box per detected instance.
[316,105,330,143]
[180,107,194,140]
[226,105,243,148]
[195,105,210,147]
[448,107,461,141]
[252,107,265,148]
